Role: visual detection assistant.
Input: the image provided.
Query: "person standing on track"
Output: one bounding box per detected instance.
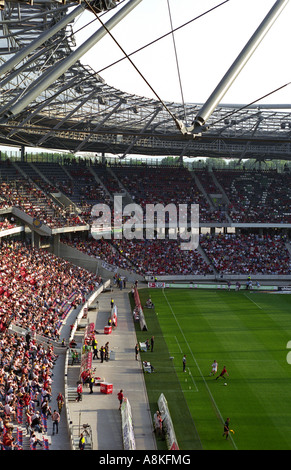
[76,382,82,402]
[135,343,139,360]
[56,392,64,414]
[52,409,60,435]
[117,389,124,410]
[89,375,94,394]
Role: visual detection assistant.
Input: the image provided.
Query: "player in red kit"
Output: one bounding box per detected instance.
[215,365,229,380]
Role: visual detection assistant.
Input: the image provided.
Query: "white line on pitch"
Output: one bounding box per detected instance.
[185,367,199,392]
[173,336,198,392]
[174,335,183,353]
[244,293,263,310]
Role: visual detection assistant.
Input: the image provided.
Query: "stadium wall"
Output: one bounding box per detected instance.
[145,274,291,286]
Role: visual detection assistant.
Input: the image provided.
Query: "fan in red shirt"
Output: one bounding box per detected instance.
[117,389,124,410]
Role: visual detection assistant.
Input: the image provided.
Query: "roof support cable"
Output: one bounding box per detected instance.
[210,81,291,128]
[96,0,230,78]
[83,0,180,128]
[166,0,187,124]
[9,0,231,126]
[85,0,231,136]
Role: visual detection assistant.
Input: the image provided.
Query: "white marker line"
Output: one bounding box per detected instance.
[185,366,199,392]
[147,389,196,393]
[162,288,237,450]
[244,293,263,310]
[174,335,198,392]
[174,335,183,353]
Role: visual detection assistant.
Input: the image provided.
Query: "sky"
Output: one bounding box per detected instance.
[73,0,291,108]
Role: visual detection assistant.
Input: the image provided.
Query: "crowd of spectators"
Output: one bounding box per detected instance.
[0,217,17,232]
[200,232,291,275]
[93,164,119,194]
[67,167,110,204]
[30,162,113,225]
[67,166,112,225]
[0,239,102,449]
[0,179,85,229]
[62,231,291,277]
[62,236,135,272]
[62,234,213,276]
[0,331,57,449]
[0,240,101,337]
[111,238,213,276]
[2,161,291,227]
[0,161,291,277]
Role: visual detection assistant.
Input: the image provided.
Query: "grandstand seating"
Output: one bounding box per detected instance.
[62,236,214,276]
[0,159,290,277]
[0,217,17,231]
[200,233,291,275]
[62,237,136,272]
[0,161,89,228]
[2,159,291,226]
[213,169,291,223]
[110,165,218,222]
[109,238,213,276]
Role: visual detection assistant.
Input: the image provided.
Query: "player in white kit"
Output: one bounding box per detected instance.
[210,360,218,376]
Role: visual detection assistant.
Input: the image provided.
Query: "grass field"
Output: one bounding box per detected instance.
[134,287,291,451]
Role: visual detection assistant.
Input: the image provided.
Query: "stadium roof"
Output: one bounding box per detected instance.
[0,0,291,161]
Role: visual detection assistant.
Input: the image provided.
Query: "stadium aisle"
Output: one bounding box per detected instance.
[49,286,156,451]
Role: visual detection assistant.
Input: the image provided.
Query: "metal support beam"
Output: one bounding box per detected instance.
[37,89,98,146]
[217,110,262,135]
[3,0,143,120]
[192,0,289,130]
[239,115,264,159]
[120,107,162,159]
[74,99,125,152]
[0,3,86,80]
[7,75,83,138]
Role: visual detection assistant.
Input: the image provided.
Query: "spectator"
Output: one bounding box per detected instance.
[52,409,60,435]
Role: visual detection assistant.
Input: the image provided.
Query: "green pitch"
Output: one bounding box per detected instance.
[135,288,291,450]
